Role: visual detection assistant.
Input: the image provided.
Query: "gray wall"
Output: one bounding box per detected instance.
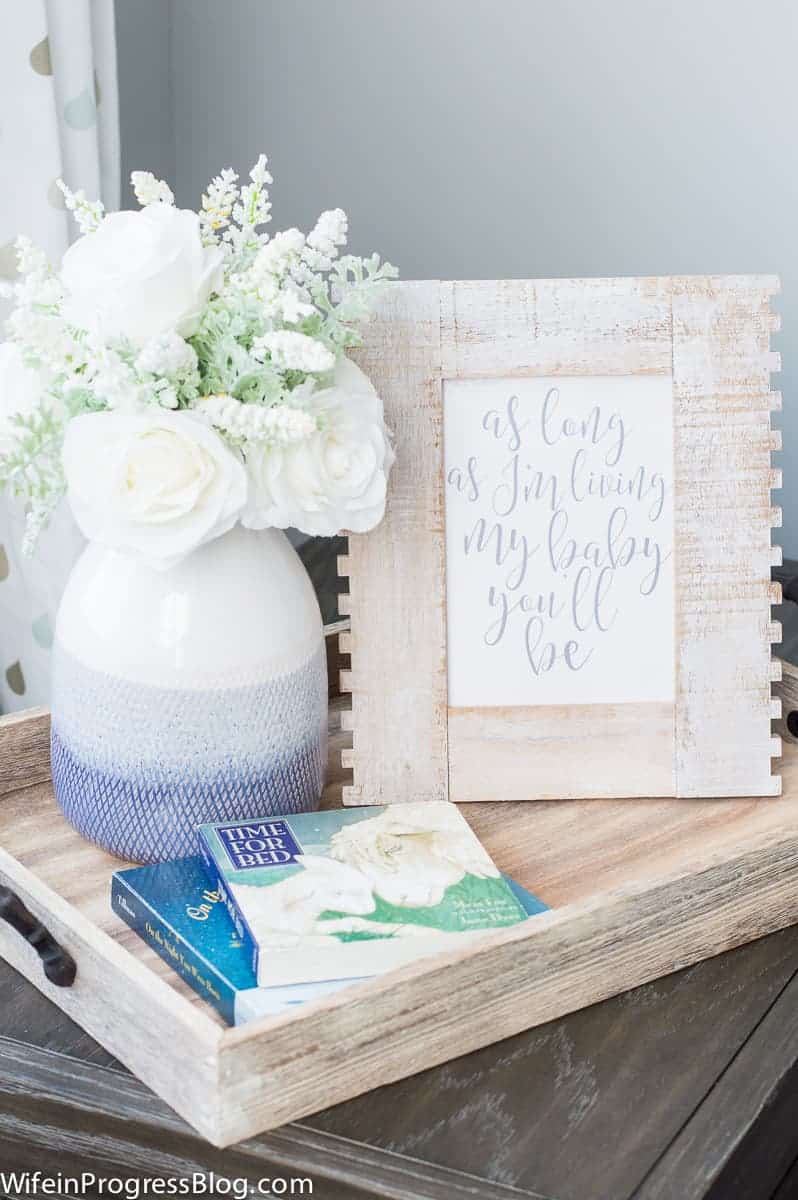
[116,0,798,553]
[115,0,174,195]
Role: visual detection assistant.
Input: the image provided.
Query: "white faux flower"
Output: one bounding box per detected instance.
[276,287,315,324]
[14,235,49,277]
[130,170,175,207]
[329,803,499,909]
[307,209,348,256]
[252,330,335,374]
[194,393,317,444]
[241,358,393,536]
[199,167,239,240]
[55,180,104,234]
[63,409,246,567]
[252,229,305,279]
[135,332,198,378]
[5,307,81,378]
[61,205,224,347]
[0,342,48,453]
[77,336,159,415]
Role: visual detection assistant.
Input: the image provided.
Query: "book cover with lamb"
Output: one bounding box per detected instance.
[197,802,530,987]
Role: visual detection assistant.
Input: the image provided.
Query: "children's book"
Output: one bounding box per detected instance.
[112,854,548,1026]
[197,802,535,987]
[111,856,360,1025]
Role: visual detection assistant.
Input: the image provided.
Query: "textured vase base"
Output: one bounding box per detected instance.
[51,723,326,863]
[50,637,328,864]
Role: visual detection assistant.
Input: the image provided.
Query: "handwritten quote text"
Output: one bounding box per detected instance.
[443,376,675,707]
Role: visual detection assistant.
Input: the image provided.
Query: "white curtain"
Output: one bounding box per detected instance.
[0,0,119,712]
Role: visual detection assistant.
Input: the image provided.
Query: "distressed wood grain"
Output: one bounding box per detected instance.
[2,699,798,1144]
[345,276,781,803]
[0,700,798,1170]
[440,276,673,377]
[0,1039,534,1200]
[3,884,798,1197]
[449,702,674,800]
[345,281,448,805]
[0,834,222,1140]
[215,827,798,1144]
[670,276,781,798]
[309,925,798,1200]
[0,706,50,796]
[634,966,798,1200]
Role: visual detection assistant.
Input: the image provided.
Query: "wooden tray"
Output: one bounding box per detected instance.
[1,696,797,1148]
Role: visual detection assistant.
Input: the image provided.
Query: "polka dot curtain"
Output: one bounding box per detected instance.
[0,0,119,712]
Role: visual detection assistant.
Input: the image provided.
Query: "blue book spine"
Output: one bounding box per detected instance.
[111,871,237,1025]
[197,828,261,982]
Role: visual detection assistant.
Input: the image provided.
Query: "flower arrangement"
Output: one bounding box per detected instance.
[0,155,397,566]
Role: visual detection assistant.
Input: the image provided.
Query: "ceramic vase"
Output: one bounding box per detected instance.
[50,526,327,863]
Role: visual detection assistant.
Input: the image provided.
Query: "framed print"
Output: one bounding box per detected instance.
[338,277,782,802]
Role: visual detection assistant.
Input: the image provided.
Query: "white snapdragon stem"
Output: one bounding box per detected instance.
[199,167,240,242]
[56,179,104,234]
[194,394,317,445]
[252,330,336,374]
[130,171,175,206]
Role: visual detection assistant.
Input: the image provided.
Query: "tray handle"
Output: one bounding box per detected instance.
[0,885,77,987]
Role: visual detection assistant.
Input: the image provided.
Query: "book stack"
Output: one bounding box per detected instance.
[113,801,547,1026]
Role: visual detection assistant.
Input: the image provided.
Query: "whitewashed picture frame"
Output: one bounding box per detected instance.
[339,277,782,802]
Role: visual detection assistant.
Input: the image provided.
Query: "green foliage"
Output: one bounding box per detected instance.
[0,408,65,518]
[62,386,106,416]
[308,254,399,353]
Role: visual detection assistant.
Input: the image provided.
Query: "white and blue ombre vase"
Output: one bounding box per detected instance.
[50,526,327,863]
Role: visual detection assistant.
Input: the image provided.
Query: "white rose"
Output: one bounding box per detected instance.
[242,358,394,536]
[61,205,224,347]
[63,409,247,567]
[0,342,48,454]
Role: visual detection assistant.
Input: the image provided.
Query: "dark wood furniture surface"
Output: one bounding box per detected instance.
[4,915,798,1200]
